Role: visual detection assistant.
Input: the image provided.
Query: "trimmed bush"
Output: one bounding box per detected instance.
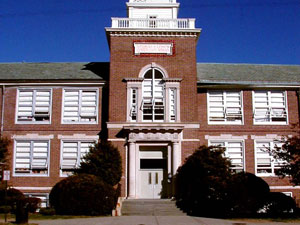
[228,172,270,216]
[25,197,41,213]
[50,174,116,216]
[264,192,297,216]
[175,145,232,217]
[0,186,25,213]
[76,141,122,186]
[39,207,56,216]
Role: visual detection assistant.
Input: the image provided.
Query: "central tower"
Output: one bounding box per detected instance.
[106,0,201,199]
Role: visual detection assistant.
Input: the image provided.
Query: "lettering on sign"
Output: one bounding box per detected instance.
[134,42,173,55]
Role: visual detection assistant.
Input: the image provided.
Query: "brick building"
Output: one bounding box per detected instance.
[0,0,299,207]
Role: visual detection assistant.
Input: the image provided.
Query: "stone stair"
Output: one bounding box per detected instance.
[121,199,186,216]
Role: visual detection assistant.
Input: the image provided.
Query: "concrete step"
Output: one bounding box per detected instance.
[121,199,186,216]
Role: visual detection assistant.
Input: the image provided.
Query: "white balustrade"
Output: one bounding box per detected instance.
[111,18,196,29]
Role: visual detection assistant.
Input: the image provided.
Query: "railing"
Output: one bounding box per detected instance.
[111,18,195,29]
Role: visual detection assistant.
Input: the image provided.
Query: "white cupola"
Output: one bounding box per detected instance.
[126,0,180,19]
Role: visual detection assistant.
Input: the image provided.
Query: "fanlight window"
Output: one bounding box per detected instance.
[142,68,165,122]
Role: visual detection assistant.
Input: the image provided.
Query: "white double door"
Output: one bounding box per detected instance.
[140,170,164,199]
[138,147,166,199]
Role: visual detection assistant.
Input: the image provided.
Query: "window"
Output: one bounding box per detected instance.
[62,89,98,123]
[130,88,138,122]
[14,140,49,176]
[169,88,177,122]
[142,68,165,122]
[61,141,94,176]
[208,91,243,124]
[24,193,49,208]
[255,141,285,176]
[210,141,244,172]
[149,15,157,28]
[16,89,51,123]
[253,91,288,124]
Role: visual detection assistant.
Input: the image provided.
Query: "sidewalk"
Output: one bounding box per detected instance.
[29,216,300,225]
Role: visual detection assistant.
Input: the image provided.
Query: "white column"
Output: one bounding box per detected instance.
[172,141,181,175]
[128,141,136,198]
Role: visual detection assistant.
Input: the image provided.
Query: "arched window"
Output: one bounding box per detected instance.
[142,68,165,121]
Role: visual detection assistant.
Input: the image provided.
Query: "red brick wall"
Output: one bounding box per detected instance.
[109,36,199,123]
[2,86,103,190]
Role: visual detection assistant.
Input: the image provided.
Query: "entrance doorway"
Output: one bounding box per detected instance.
[139,147,167,199]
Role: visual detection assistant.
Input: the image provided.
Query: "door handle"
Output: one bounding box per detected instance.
[148,172,152,185]
[155,172,158,185]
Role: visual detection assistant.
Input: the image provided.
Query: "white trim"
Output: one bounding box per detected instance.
[182,139,200,142]
[61,88,99,124]
[57,134,98,140]
[205,134,248,140]
[252,90,289,125]
[251,134,282,140]
[208,139,246,172]
[107,138,126,142]
[254,140,284,177]
[207,90,244,125]
[13,187,52,191]
[0,82,106,86]
[13,139,51,177]
[107,123,200,129]
[12,134,54,140]
[15,88,52,125]
[270,186,300,190]
[60,140,96,177]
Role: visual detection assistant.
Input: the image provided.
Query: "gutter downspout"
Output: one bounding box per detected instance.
[1,86,5,137]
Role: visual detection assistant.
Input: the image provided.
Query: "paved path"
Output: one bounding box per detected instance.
[27,216,300,225]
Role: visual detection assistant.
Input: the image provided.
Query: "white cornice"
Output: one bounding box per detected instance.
[107,122,200,129]
[106,28,201,38]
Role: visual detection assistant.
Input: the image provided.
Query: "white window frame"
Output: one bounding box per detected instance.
[252,90,288,125]
[254,140,285,177]
[169,88,177,122]
[62,88,98,124]
[60,140,95,177]
[207,90,243,125]
[13,140,50,177]
[142,68,165,122]
[16,89,52,124]
[130,88,138,122]
[24,193,49,208]
[209,140,245,173]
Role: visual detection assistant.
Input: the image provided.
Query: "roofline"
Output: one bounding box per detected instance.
[196,62,300,67]
[197,82,300,89]
[0,81,106,87]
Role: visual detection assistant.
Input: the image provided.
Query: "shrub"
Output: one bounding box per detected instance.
[76,141,122,186]
[175,145,232,217]
[49,174,116,216]
[25,197,41,213]
[228,172,270,216]
[0,186,25,213]
[264,192,297,216]
[39,207,56,216]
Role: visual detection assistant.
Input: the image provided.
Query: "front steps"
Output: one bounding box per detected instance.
[121,199,186,216]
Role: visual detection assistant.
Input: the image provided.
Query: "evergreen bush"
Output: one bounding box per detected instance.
[49,174,116,216]
[264,192,297,216]
[76,141,122,186]
[0,186,24,213]
[175,145,232,217]
[228,172,270,216]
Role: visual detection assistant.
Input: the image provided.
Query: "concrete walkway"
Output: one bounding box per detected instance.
[28,216,300,225]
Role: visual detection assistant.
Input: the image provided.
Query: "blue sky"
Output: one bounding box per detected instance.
[0,0,299,64]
